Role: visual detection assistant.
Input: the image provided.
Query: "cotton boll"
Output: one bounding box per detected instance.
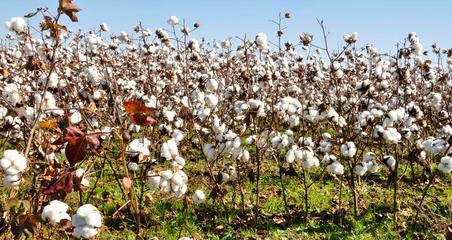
[384,155,396,170]
[438,156,451,174]
[128,162,139,172]
[100,23,109,32]
[326,161,344,175]
[72,204,102,239]
[241,150,250,162]
[354,162,367,176]
[175,183,188,198]
[5,17,27,33]
[69,111,83,124]
[341,142,357,158]
[73,225,98,239]
[167,16,179,26]
[147,171,161,190]
[255,33,268,49]
[192,189,206,204]
[285,147,296,163]
[41,200,70,226]
[205,94,219,108]
[127,138,151,157]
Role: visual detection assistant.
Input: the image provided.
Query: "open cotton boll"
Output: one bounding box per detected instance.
[341,142,357,158]
[2,174,21,187]
[167,16,179,26]
[161,139,179,160]
[302,156,319,170]
[384,155,396,170]
[438,156,451,174]
[128,162,139,172]
[72,205,102,238]
[73,225,98,239]
[285,147,296,163]
[41,200,70,226]
[255,33,268,49]
[5,17,27,33]
[382,128,401,144]
[192,189,206,204]
[127,138,151,157]
[69,111,83,124]
[326,161,344,175]
[147,171,161,190]
[354,162,368,176]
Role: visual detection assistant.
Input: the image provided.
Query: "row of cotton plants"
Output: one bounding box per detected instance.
[0,7,450,239]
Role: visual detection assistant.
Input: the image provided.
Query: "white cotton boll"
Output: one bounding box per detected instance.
[175,183,188,198]
[206,79,218,92]
[3,83,21,106]
[255,33,268,49]
[171,172,185,187]
[285,148,296,163]
[160,170,174,180]
[172,129,185,142]
[100,23,109,32]
[73,225,98,239]
[438,156,451,174]
[41,200,70,226]
[205,94,219,108]
[127,138,151,157]
[384,155,396,170]
[69,111,83,124]
[367,161,379,173]
[163,109,177,122]
[326,161,344,175]
[302,156,319,170]
[147,172,161,190]
[364,152,377,162]
[382,127,401,144]
[0,157,11,169]
[128,162,139,172]
[354,163,367,176]
[5,17,27,33]
[192,190,206,204]
[203,144,216,160]
[341,142,357,158]
[167,16,179,26]
[2,174,21,187]
[241,150,250,162]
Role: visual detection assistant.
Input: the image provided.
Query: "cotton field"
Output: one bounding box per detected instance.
[0,3,451,239]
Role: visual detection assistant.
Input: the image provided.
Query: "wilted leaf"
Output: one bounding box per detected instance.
[59,219,72,232]
[0,68,9,78]
[123,99,156,126]
[39,119,58,130]
[123,99,155,114]
[59,0,81,22]
[12,214,40,236]
[53,127,101,166]
[43,169,74,195]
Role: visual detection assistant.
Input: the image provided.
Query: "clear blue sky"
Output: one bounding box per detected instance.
[1,0,450,53]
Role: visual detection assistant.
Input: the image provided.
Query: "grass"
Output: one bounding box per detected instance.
[1,157,451,239]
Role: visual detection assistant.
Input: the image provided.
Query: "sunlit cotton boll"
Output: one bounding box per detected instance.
[72,204,102,239]
[167,16,179,26]
[41,200,71,226]
[127,138,151,157]
[341,142,357,158]
[438,156,451,174]
[354,162,368,176]
[384,155,396,171]
[1,149,27,188]
[161,139,179,160]
[5,17,27,33]
[326,161,344,175]
[255,33,268,49]
[192,189,206,204]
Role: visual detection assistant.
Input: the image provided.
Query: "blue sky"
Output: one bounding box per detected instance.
[1,0,450,53]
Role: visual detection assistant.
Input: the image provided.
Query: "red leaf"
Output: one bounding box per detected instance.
[43,169,74,195]
[123,100,156,126]
[53,127,101,166]
[129,114,156,126]
[59,0,81,22]
[123,100,155,114]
